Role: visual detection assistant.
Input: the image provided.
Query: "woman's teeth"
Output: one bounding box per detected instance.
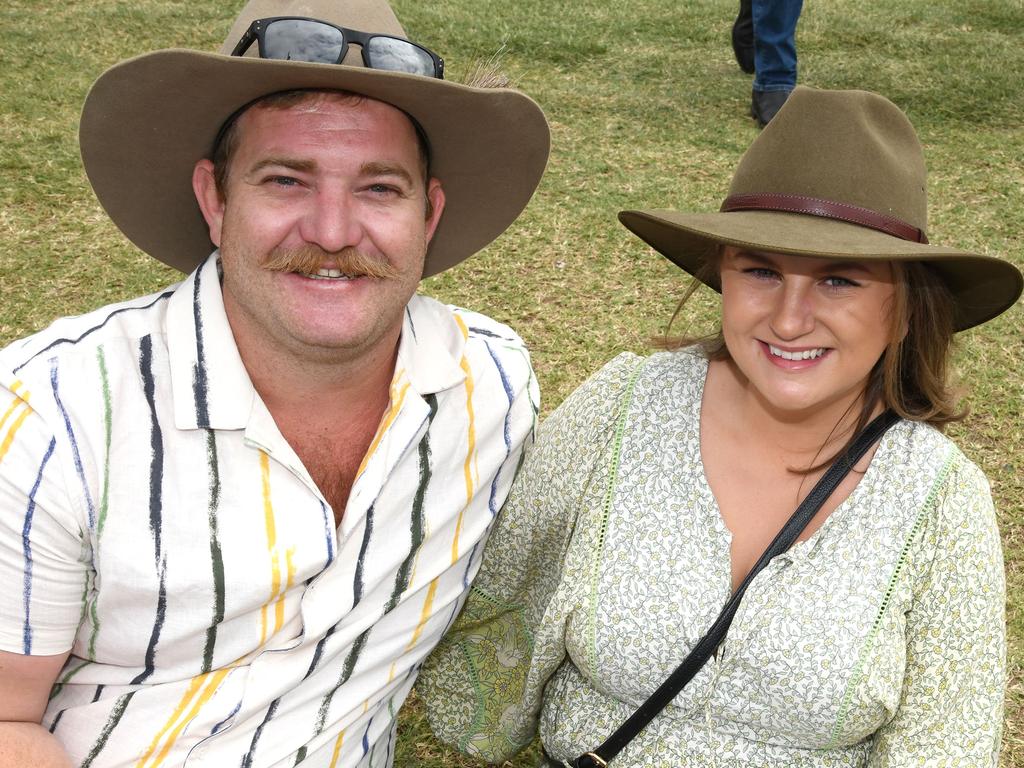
[768,345,826,361]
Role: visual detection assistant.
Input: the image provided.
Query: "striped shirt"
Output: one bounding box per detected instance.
[0,253,538,767]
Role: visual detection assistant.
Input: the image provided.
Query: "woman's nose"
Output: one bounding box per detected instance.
[769,279,815,340]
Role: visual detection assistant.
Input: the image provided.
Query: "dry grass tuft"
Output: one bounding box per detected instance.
[459,43,516,89]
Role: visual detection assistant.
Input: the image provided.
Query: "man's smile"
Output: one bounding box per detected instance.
[302,268,362,280]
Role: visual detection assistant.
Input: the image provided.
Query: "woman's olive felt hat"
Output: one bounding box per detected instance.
[619,87,1022,331]
[79,0,550,278]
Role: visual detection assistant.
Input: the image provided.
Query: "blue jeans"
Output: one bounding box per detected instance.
[752,0,803,92]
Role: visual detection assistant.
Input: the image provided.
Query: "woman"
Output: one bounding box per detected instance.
[419,88,1022,766]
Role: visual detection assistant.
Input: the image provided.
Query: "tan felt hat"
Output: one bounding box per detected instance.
[619,87,1021,331]
[79,0,550,278]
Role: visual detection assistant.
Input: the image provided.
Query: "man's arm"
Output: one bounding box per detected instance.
[0,649,73,767]
[0,382,86,767]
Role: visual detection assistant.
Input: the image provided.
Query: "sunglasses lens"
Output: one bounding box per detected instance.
[264,19,344,63]
[366,37,436,76]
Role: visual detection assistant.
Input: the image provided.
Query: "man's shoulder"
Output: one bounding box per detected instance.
[409,294,527,351]
[449,305,527,350]
[0,284,180,383]
[404,295,536,404]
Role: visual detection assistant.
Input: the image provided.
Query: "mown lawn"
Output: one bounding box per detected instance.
[2,0,1021,764]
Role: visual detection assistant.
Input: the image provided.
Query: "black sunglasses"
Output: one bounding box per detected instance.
[231,16,444,79]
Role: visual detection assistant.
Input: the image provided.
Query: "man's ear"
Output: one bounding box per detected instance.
[423,178,446,245]
[193,159,226,247]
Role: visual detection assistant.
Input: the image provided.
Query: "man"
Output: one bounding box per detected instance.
[0,0,549,765]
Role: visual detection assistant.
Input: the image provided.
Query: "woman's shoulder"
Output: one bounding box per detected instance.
[638,345,709,379]
[894,420,989,489]
[547,346,706,429]
[888,419,996,537]
[566,346,708,401]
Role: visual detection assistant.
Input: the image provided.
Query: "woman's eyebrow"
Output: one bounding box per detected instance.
[816,260,875,275]
[734,251,877,274]
[730,249,777,265]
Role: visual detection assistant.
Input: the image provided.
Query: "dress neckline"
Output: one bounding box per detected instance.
[683,350,899,585]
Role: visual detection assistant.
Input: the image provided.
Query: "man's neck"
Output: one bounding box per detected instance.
[243,334,400,421]
[236,331,402,523]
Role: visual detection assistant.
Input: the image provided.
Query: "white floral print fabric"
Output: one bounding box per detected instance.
[419,348,1005,767]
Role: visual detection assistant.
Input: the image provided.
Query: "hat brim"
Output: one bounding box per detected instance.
[619,208,1023,331]
[80,50,550,277]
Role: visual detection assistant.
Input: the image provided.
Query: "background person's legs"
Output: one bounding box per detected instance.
[750,0,803,125]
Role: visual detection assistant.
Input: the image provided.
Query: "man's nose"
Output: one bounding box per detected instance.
[769,279,816,339]
[301,189,362,253]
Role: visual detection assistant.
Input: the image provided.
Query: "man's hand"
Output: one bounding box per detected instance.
[0,649,72,767]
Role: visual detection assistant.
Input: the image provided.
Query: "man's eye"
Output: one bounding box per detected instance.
[745,267,778,280]
[368,183,399,195]
[265,176,300,187]
[823,276,858,288]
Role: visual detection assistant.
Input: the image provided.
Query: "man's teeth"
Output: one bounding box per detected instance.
[768,345,826,361]
[305,268,355,280]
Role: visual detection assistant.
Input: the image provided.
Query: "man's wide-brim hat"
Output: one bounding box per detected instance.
[619,87,1022,331]
[79,0,550,278]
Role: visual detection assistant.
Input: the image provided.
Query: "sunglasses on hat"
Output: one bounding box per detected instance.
[231,16,444,79]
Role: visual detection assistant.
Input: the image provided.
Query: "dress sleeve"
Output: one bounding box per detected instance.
[0,384,89,656]
[868,454,1005,766]
[418,352,643,763]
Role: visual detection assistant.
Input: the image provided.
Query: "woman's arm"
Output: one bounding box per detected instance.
[868,455,1005,766]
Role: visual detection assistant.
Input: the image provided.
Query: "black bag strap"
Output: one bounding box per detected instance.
[569,409,901,768]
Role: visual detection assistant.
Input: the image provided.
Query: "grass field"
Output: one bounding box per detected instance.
[1,0,1021,764]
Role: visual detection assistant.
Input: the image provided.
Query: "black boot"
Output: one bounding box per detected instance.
[750,89,791,128]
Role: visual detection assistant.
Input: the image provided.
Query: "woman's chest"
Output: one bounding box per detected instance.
[562,432,927,750]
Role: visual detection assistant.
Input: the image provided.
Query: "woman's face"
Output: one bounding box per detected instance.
[718,246,899,421]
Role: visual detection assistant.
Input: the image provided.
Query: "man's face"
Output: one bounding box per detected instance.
[193,93,445,370]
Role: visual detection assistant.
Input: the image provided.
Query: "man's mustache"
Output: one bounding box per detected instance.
[260,246,399,280]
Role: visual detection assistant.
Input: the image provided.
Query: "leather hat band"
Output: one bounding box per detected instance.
[720,193,929,244]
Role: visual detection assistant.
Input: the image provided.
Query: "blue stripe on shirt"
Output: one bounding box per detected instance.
[50,359,97,529]
[22,437,57,654]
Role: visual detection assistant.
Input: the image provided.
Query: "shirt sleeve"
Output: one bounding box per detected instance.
[0,383,89,656]
[868,454,1005,766]
[418,352,643,763]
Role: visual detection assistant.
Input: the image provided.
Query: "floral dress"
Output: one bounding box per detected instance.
[418,348,1005,767]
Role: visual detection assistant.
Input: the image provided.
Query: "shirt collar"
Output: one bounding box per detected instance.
[167,252,255,430]
[395,294,467,396]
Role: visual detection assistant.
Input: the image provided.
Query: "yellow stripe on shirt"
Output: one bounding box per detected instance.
[450,315,478,565]
[405,577,439,652]
[259,451,283,644]
[134,673,207,768]
[0,402,32,466]
[327,729,346,768]
[0,382,30,433]
[145,669,230,768]
[275,546,297,631]
[355,373,410,481]
[134,668,228,768]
